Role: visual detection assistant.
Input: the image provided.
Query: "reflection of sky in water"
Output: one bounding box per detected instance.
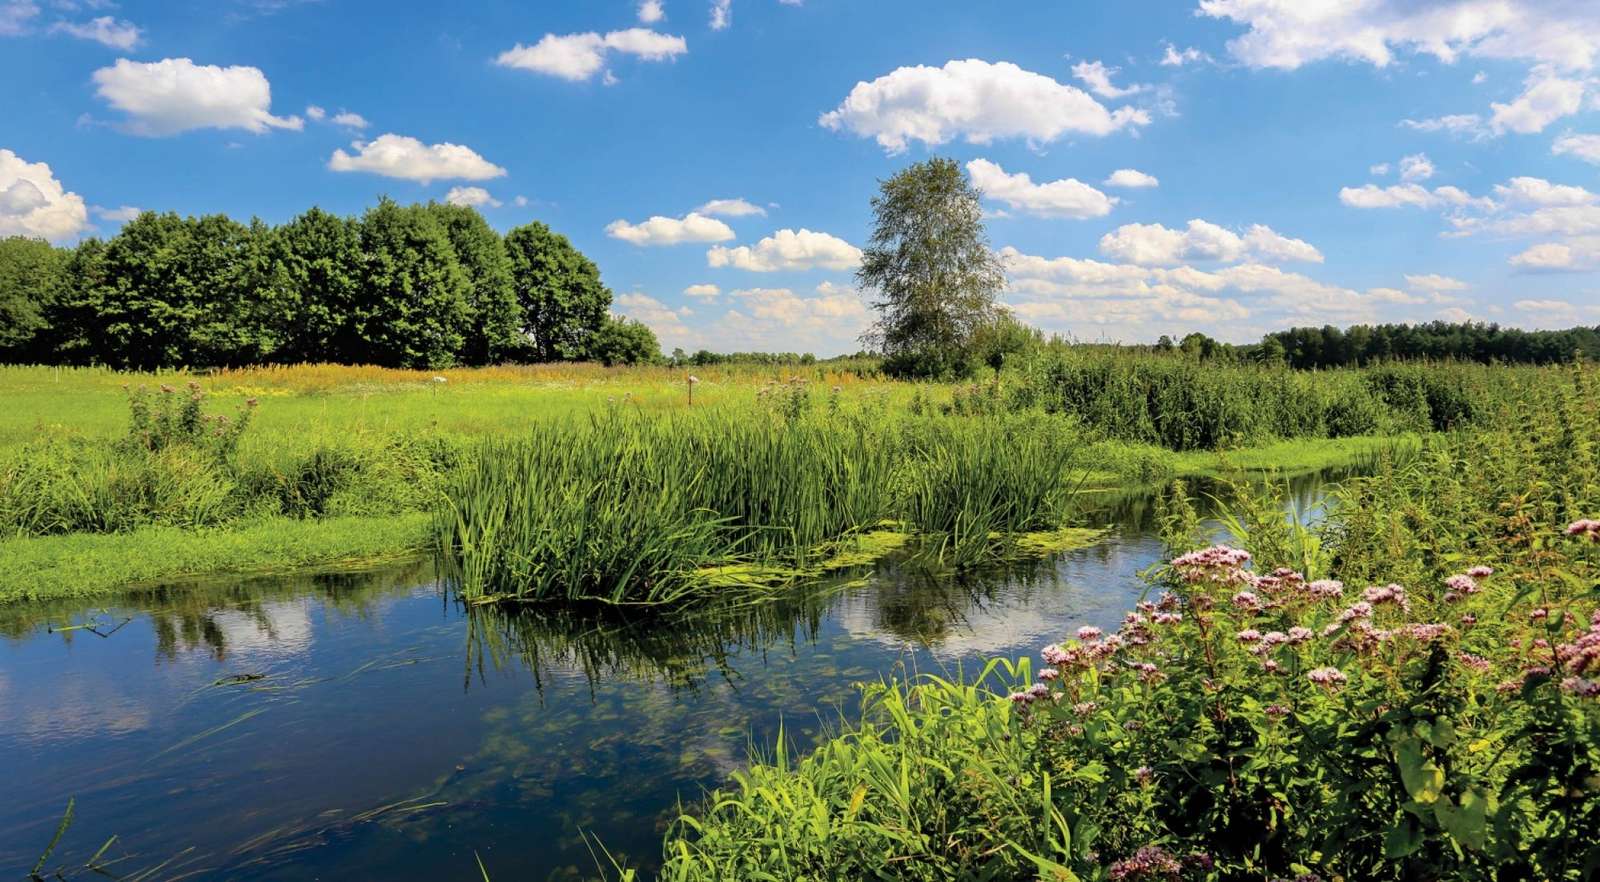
[0,476,1347,880]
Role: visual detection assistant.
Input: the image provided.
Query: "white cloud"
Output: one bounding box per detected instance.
[966,158,1116,219]
[91,57,303,136]
[695,197,765,217]
[718,285,871,352]
[305,104,326,121]
[444,186,501,208]
[606,211,734,245]
[638,0,664,24]
[1492,176,1595,207]
[1398,153,1434,182]
[1197,1,1600,72]
[1370,162,1391,176]
[819,59,1149,154]
[1338,182,1494,210]
[51,16,140,49]
[0,1,38,36]
[513,195,530,207]
[1554,133,1600,164]
[92,204,142,222]
[494,28,687,81]
[710,0,731,30]
[1509,240,1600,271]
[1489,67,1587,135]
[614,292,693,348]
[1404,273,1469,293]
[1512,296,1600,325]
[1400,114,1487,137]
[707,228,861,272]
[331,111,368,129]
[1104,168,1159,188]
[328,133,506,183]
[684,283,720,299]
[1097,219,1321,266]
[1071,60,1145,98]
[0,149,89,243]
[1160,43,1210,66]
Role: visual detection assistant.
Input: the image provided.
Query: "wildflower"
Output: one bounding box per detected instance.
[431,375,447,384]
[1265,704,1291,719]
[1467,565,1494,578]
[1026,683,1051,700]
[1152,611,1183,625]
[1073,701,1098,716]
[1038,668,1059,682]
[1307,666,1348,689]
[1461,613,1477,626]
[1262,659,1283,673]
[1563,677,1600,698]
[1128,661,1163,683]
[1444,574,1479,596]
[1305,579,1345,599]
[1107,845,1184,881]
[1362,583,1410,611]
[1261,630,1289,648]
[1041,644,1072,666]
[687,375,701,384]
[1566,519,1600,542]
[1287,626,1315,644]
[1134,766,1153,785]
[1077,626,1104,642]
[1458,652,1491,672]
[1236,628,1263,644]
[1531,608,1550,621]
[1231,590,1263,611]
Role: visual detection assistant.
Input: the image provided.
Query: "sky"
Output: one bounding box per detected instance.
[6,1,1600,356]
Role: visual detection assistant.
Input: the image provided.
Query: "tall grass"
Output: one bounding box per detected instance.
[434,408,1084,605]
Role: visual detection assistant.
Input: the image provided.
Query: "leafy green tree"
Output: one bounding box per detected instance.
[186,214,275,366]
[0,236,66,360]
[354,198,472,368]
[423,202,521,365]
[42,237,108,364]
[92,212,203,369]
[504,221,610,362]
[263,206,364,363]
[858,157,1004,379]
[588,315,660,366]
[970,310,1041,372]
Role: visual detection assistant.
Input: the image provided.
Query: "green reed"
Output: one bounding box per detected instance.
[434,407,1088,605]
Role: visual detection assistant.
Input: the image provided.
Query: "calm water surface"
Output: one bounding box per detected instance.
[0,475,1339,881]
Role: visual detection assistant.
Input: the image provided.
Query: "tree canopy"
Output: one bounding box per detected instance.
[858,157,1005,378]
[0,200,656,369]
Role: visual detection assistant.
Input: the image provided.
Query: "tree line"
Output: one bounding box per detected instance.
[0,198,660,370]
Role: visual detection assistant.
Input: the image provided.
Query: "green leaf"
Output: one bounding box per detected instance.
[1385,817,1424,858]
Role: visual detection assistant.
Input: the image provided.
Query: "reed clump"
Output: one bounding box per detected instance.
[434,408,1084,605]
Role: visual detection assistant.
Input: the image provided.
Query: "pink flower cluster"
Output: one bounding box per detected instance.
[1107,845,1183,881]
[1307,666,1348,690]
[1566,519,1600,542]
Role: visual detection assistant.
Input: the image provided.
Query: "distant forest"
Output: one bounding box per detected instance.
[1156,322,1600,368]
[0,199,659,370]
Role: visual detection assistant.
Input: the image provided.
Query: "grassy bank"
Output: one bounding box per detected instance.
[0,514,430,603]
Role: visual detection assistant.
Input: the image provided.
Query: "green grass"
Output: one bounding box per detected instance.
[0,513,430,603]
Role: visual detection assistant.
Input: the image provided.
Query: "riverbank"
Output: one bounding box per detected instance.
[0,434,1406,604]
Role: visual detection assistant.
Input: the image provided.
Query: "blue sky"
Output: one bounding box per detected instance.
[6,1,1600,355]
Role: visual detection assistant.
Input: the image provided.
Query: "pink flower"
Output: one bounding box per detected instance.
[1231,591,1262,611]
[1444,574,1479,596]
[1038,668,1060,682]
[1236,628,1263,644]
[1307,666,1348,689]
[1467,565,1494,579]
[1286,626,1315,644]
[1565,519,1600,542]
[1077,626,1103,642]
[1562,677,1600,698]
[1305,579,1345,599]
[1458,652,1491,672]
[1152,611,1183,625]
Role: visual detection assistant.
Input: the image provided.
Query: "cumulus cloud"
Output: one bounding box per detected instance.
[684,283,720,299]
[1098,219,1322,266]
[1554,133,1600,164]
[92,204,143,222]
[328,134,506,183]
[1512,296,1600,325]
[1104,168,1159,188]
[638,0,664,23]
[707,228,861,272]
[1493,176,1595,207]
[0,149,90,242]
[1400,114,1487,138]
[1509,240,1600,271]
[695,197,765,217]
[1339,182,1493,210]
[331,111,368,129]
[1071,60,1145,98]
[1404,273,1469,293]
[819,59,1149,154]
[444,186,501,208]
[1489,67,1587,135]
[606,211,735,245]
[1398,153,1434,182]
[1197,1,1600,72]
[718,284,871,352]
[966,158,1116,219]
[51,16,140,49]
[710,0,730,30]
[1160,43,1211,66]
[495,28,686,81]
[91,57,303,136]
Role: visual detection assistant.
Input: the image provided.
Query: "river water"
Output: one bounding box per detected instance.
[0,474,1340,881]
